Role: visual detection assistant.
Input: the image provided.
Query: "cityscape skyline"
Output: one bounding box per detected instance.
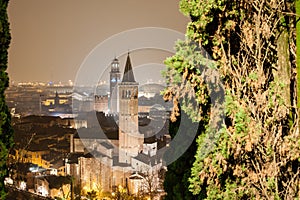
[7,0,189,83]
[6,52,171,199]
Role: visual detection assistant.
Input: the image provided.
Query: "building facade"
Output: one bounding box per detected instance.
[67,54,165,197]
[118,54,144,164]
[109,58,121,113]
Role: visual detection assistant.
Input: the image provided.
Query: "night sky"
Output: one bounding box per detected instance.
[8,0,189,83]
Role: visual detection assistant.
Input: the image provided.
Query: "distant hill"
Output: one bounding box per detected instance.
[139,83,165,94]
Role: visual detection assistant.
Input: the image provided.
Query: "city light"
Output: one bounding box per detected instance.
[37,186,48,197]
[19,181,26,190]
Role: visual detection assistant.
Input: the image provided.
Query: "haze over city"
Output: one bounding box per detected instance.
[7,0,190,84]
[5,3,182,195]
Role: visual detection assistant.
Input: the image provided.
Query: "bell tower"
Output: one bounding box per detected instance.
[109,57,121,113]
[118,53,143,164]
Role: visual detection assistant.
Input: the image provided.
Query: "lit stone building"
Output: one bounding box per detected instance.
[67,54,165,197]
[109,57,121,113]
[94,95,108,112]
[10,149,51,169]
[118,54,144,164]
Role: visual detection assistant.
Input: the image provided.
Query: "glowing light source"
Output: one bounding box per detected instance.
[37,186,48,197]
[19,181,26,190]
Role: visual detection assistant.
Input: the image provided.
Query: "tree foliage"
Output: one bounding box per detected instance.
[163,0,299,199]
[0,0,13,198]
[163,110,205,199]
[297,0,300,116]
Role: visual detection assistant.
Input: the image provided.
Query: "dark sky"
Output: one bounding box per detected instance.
[7,0,189,83]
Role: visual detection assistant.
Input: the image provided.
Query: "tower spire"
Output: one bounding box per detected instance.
[122,53,135,82]
[109,56,121,113]
[118,52,141,164]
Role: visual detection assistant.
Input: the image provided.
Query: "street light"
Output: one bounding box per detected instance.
[111,192,115,199]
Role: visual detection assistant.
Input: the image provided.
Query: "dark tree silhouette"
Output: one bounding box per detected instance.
[0,0,14,198]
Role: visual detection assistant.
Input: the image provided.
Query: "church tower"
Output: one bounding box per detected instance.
[54,91,59,106]
[118,53,143,164]
[109,58,121,113]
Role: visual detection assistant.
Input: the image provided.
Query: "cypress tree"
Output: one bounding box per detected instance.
[297,0,300,123]
[163,0,299,198]
[0,0,14,198]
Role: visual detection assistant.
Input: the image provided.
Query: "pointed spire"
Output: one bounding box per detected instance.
[122,52,136,82]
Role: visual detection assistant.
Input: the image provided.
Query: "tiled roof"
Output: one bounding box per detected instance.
[133,153,162,166]
[112,156,132,167]
[100,141,114,149]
